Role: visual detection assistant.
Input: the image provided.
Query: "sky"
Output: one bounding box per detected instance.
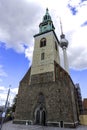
[0,0,87,106]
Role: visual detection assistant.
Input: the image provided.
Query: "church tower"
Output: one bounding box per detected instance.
[14,9,79,128]
[31,8,60,83]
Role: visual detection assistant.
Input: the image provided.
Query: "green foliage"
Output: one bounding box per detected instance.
[11,94,18,112]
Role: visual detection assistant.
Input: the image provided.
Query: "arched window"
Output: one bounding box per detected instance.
[55,41,57,51]
[40,38,46,47]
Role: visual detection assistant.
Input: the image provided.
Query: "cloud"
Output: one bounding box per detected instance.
[0,86,18,106]
[0,0,42,53]
[67,26,87,69]
[0,86,9,106]
[10,88,18,95]
[81,21,87,27]
[25,43,34,66]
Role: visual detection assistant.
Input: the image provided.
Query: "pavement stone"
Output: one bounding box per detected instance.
[1,121,87,130]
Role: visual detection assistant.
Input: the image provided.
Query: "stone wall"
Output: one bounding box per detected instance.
[79,115,87,125]
[31,72,54,84]
[15,82,72,121]
[15,64,78,126]
[31,31,60,75]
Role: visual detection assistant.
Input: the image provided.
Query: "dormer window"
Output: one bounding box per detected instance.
[40,38,46,47]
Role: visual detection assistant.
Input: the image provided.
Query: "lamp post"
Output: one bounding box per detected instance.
[0,88,10,130]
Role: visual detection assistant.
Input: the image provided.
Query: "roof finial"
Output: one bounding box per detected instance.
[46,8,49,14]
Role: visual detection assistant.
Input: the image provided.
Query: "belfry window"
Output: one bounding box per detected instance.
[41,52,45,60]
[40,38,46,47]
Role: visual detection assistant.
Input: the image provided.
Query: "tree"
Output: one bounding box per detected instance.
[11,94,18,112]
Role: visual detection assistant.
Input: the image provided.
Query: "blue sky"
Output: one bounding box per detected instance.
[0,0,87,105]
[0,44,29,87]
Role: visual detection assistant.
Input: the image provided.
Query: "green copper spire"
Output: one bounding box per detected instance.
[43,8,51,22]
[39,8,55,33]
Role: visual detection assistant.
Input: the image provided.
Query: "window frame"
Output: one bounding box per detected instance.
[40,38,46,47]
[55,41,57,51]
[41,52,45,60]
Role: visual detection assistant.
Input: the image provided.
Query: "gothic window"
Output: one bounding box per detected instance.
[55,41,57,51]
[41,52,45,60]
[40,38,46,47]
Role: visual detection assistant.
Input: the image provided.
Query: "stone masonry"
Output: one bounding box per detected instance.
[14,62,78,128]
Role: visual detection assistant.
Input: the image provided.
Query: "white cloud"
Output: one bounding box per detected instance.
[0,0,42,53]
[0,28,10,42]
[0,86,18,106]
[0,86,7,91]
[0,86,9,106]
[10,88,18,95]
[25,43,34,66]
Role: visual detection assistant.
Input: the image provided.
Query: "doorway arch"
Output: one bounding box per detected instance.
[35,106,46,125]
[41,110,46,125]
[60,121,64,128]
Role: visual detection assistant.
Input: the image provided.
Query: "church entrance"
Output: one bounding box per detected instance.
[60,121,64,128]
[35,107,46,125]
[36,110,40,124]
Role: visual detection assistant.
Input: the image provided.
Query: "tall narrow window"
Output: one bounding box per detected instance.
[55,41,57,51]
[41,53,45,60]
[40,38,46,47]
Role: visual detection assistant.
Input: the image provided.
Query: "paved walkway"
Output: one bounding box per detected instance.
[1,121,87,130]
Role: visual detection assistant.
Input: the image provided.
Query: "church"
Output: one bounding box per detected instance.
[14,9,79,128]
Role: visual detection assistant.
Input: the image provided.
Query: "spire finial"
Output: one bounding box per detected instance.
[46,8,49,14]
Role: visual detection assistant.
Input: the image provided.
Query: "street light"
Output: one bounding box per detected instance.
[0,88,10,130]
